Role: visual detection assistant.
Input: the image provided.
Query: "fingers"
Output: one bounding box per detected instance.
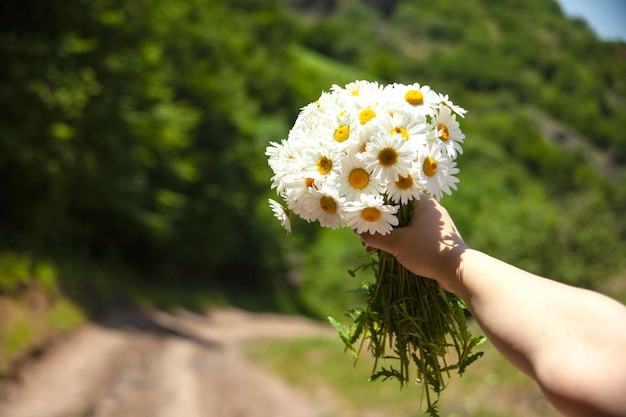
[358,230,382,251]
[358,226,403,255]
[358,236,375,252]
[357,228,386,250]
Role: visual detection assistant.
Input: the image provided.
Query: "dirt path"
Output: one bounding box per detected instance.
[0,308,342,417]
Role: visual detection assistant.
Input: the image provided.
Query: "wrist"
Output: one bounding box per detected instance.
[436,244,469,295]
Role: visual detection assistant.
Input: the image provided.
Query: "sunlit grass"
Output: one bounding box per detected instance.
[247,322,561,417]
[248,335,424,416]
[45,299,86,330]
[288,44,376,102]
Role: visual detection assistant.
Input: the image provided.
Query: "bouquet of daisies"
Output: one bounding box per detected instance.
[266,80,484,416]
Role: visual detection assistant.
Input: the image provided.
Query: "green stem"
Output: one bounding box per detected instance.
[332,202,484,416]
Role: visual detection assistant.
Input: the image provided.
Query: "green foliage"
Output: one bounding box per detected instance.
[0,252,61,300]
[0,253,32,293]
[0,0,299,293]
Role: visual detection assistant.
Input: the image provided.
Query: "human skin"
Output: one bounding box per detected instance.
[359,196,626,417]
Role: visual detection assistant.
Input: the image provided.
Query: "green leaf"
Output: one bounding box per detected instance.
[327,316,357,356]
[368,366,404,383]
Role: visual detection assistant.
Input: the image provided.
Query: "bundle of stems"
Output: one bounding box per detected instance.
[330,204,485,417]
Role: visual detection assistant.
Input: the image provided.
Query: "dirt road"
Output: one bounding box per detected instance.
[0,308,343,417]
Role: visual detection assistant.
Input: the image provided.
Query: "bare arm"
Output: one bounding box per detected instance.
[360,196,626,417]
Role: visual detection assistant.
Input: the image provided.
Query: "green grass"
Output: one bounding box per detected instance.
[247,323,561,417]
[248,335,424,416]
[0,252,35,293]
[3,320,32,357]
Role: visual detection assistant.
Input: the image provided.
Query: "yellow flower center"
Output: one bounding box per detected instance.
[305,177,315,188]
[405,89,424,105]
[320,196,337,214]
[392,127,409,139]
[361,207,381,222]
[349,168,369,189]
[438,124,450,141]
[378,147,398,167]
[423,157,438,176]
[334,125,350,142]
[395,174,413,190]
[317,156,332,175]
[359,109,376,124]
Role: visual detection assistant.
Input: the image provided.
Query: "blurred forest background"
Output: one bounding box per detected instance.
[1,0,625,375]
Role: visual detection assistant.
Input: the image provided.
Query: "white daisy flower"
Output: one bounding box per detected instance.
[268,199,292,234]
[303,142,343,179]
[417,145,460,201]
[266,139,306,195]
[437,93,468,118]
[349,119,380,157]
[282,172,318,217]
[384,82,439,119]
[293,107,326,138]
[349,95,387,126]
[333,80,382,98]
[301,183,347,229]
[376,111,429,150]
[345,194,399,235]
[292,93,347,139]
[338,154,384,202]
[292,108,319,134]
[386,162,424,205]
[266,139,292,173]
[428,105,465,159]
[299,90,340,117]
[311,111,361,151]
[265,139,283,159]
[361,131,417,184]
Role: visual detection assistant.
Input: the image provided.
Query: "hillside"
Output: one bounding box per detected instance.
[280,0,626,317]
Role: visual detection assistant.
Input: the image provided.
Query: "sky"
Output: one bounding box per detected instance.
[556,0,626,41]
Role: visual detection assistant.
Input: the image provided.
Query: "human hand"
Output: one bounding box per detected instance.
[359,195,468,293]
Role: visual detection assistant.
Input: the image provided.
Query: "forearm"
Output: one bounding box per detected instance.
[449,249,564,377]
[447,249,626,417]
